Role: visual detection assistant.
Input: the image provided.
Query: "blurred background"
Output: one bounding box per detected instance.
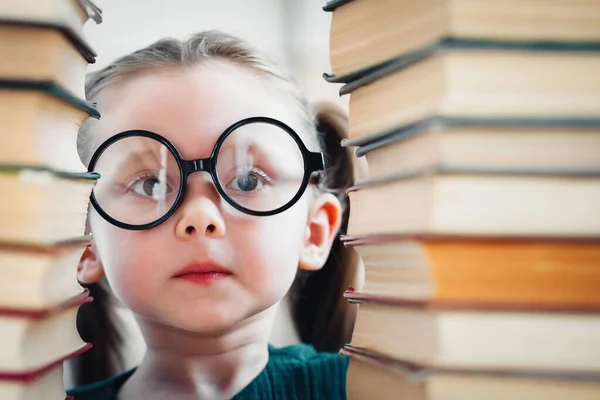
[83,0,348,110]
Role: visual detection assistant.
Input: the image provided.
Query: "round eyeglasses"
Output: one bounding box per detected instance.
[88,117,324,230]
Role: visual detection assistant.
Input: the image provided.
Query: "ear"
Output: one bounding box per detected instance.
[298,193,342,271]
[77,240,105,284]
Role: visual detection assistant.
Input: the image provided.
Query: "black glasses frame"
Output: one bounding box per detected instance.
[88,116,325,230]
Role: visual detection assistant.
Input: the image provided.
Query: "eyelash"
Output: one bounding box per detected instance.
[225,166,273,194]
[126,171,156,187]
[245,167,272,182]
[125,171,172,197]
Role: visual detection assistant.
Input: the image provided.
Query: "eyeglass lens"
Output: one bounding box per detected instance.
[90,121,306,226]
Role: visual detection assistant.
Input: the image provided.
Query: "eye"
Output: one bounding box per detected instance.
[226,168,271,193]
[129,173,173,197]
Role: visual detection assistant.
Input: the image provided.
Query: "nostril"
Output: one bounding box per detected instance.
[185,226,195,234]
[206,224,216,234]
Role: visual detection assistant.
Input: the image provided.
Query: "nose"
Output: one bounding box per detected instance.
[174,176,226,239]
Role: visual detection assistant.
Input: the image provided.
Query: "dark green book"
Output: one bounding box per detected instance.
[322,0,354,12]
[335,40,600,141]
[0,165,99,181]
[325,38,600,94]
[0,19,96,64]
[0,79,99,118]
[343,115,600,149]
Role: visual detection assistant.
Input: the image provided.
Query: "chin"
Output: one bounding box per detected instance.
[165,303,252,334]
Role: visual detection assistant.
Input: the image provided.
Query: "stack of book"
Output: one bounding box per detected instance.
[0,1,102,399]
[323,0,600,398]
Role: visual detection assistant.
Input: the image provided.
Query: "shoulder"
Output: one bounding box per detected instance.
[235,344,348,399]
[66,368,136,400]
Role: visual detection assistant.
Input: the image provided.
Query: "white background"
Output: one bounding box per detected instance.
[83,0,348,108]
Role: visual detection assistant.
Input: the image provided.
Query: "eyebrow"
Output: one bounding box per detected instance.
[217,144,307,183]
[218,141,289,165]
[109,147,172,176]
[219,135,303,160]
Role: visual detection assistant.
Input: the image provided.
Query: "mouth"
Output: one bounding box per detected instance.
[174,262,232,285]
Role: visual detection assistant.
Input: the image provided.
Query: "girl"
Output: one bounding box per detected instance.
[67,30,361,399]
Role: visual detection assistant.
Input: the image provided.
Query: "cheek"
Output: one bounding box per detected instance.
[90,212,163,310]
[229,206,308,299]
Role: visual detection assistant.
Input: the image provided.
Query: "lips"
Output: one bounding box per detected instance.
[174,262,232,285]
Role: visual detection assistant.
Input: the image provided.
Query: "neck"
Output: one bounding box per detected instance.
[122,306,277,400]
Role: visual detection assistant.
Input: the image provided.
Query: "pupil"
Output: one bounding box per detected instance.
[237,174,258,191]
[143,179,160,195]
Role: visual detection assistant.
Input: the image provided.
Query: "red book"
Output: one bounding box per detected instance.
[0,344,92,400]
[0,291,91,376]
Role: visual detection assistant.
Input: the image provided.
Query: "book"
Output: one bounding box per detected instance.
[325,0,600,397]
[327,0,600,77]
[0,0,102,397]
[344,236,600,308]
[346,169,600,238]
[0,80,99,173]
[0,0,101,36]
[322,0,351,12]
[345,46,600,140]
[0,0,101,66]
[343,345,600,400]
[347,119,600,181]
[0,342,91,399]
[0,79,99,117]
[0,292,90,373]
[0,168,99,244]
[0,239,89,311]
[77,0,103,24]
[347,296,600,373]
[0,363,66,400]
[0,24,88,99]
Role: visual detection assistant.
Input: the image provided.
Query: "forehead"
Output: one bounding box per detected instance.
[93,61,304,158]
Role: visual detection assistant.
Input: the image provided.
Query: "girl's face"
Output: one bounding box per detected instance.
[84,62,333,333]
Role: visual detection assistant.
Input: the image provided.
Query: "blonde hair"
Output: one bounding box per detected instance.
[73,30,358,386]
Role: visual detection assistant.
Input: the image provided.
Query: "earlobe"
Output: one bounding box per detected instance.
[298,193,342,271]
[77,243,105,284]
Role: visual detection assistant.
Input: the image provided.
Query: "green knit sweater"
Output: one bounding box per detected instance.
[67,344,348,399]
